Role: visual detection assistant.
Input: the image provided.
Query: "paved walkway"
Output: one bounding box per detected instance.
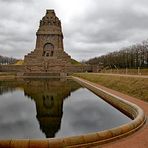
[92,73,148,78]
[82,79,148,148]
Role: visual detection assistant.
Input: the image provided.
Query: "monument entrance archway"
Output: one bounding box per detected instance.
[43,43,54,57]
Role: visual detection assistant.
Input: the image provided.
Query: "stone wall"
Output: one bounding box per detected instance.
[0,64,94,74]
[66,65,93,73]
[0,65,25,72]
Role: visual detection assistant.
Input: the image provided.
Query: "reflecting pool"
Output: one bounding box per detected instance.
[0,78,131,139]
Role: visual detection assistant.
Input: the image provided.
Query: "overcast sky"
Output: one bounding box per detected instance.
[0,0,148,61]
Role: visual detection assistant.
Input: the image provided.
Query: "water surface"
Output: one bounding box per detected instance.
[0,78,131,139]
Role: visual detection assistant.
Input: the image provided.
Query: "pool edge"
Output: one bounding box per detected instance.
[0,76,146,148]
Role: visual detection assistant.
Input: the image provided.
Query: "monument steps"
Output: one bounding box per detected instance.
[23,72,67,77]
[23,72,60,76]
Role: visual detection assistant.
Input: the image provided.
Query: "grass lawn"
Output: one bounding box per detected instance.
[100,68,148,75]
[74,73,148,102]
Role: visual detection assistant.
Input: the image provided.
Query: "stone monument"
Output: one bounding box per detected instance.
[24,10,71,75]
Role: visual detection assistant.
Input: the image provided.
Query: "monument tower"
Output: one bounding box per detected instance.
[24,10,71,75]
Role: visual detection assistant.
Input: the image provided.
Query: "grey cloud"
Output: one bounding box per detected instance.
[1,0,148,60]
[0,1,39,58]
[1,0,34,3]
[63,0,148,60]
[66,4,148,43]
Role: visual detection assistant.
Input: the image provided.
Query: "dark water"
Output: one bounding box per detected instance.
[0,78,131,139]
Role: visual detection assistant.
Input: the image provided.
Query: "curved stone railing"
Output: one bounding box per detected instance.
[0,77,146,148]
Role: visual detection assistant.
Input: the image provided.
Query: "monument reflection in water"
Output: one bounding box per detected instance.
[0,78,80,139]
[0,79,131,139]
[23,78,80,138]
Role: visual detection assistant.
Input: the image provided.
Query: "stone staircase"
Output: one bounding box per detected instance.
[23,72,67,77]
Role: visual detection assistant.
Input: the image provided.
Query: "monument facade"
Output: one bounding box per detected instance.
[24,10,71,75]
[0,10,94,74]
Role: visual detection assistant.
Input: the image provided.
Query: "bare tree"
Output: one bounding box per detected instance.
[0,55,17,65]
[86,39,148,69]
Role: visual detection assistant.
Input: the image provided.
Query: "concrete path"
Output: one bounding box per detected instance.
[92,73,148,78]
[82,79,148,148]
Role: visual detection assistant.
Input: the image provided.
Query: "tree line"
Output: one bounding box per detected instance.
[0,55,17,65]
[86,40,148,69]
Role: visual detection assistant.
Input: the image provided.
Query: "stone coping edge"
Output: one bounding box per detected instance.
[0,76,146,148]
